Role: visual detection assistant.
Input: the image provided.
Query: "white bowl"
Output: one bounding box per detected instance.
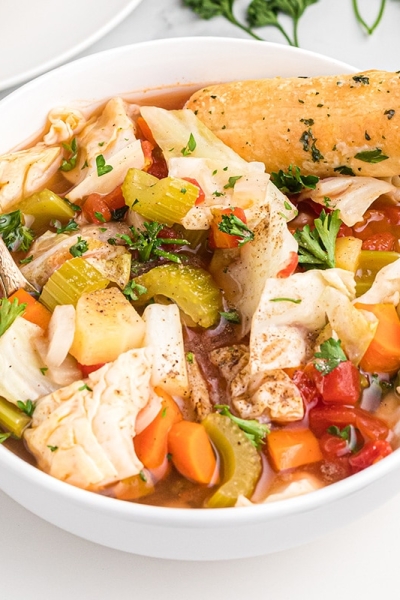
[1,37,397,562]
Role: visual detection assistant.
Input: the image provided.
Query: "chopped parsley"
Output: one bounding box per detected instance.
[223,175,242,189]
[0,432,11,444]
[270,297,302,304]
[79,383,92,392]
[219,309,241,323]
[0,298,27,337]
[181,133,197,156]
[52,218,79,234]
[94,211,107,223]
[215,404,270,450]
[69,236,89,257]
[47,445,58,452]
[186,352,194,364]
[384,109,395,120]
[96,154,113,176]
[352,75,370,85]
[314,338,347,375]
[60,138,78,172]
[334,165,355,176]
[0,209,34,252]
[122,280,148,301]
[218,213,254,247]
[19,255,33,265]
[271,164,319,194]
[299,128,324,162]
[294,209,341,270]
[40,367,48,375]
[119,222,188,263]
[139,470,147,482]
[354,148,389,163]
[16,399,35,417]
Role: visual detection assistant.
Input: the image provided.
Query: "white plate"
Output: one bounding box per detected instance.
[0,0,143,91]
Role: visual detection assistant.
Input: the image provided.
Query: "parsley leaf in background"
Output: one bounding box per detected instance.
[0,298,27,337]
[352,0,386,35]
[183,0,264,40]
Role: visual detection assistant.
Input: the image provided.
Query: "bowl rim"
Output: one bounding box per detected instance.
[2,36,391,528]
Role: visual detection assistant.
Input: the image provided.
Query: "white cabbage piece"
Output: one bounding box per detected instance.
[24,348,153,491]
[300,176,396,226]
[0,317,59,404]
[0,145,61,212]
[21,222,130,288]
[34,336,82,387]
[43,107,87,145]
[140,106,250,169]
[143,303,189,397]
[321,286,378,365]
[226,182,298,332]
[250,269,355,373]
[63,97,138,185]
[356,258,400,306]
[67,139,145,203]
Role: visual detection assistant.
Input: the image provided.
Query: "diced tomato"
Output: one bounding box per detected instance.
[355,410,389,441]
[82,194,112,224]
[309,405,357,437]
[362,232,396,251]
[78,363,105,377]
[208,207,248,249]
[147,146,168,179]
[312,361,361,405]
[337,223,354,238]
[349,440,392,473]
[319,432,350,458]
[182,177,205,205]
[276,251,299,278]
[292,368,321,408]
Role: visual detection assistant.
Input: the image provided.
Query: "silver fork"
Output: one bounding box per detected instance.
[0,237,39,297]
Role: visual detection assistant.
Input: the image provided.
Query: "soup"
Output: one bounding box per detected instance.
[0,71,400,509]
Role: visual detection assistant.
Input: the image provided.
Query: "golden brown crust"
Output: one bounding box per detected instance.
[185,70,400,178]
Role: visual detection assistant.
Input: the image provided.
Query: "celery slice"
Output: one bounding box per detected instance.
[40,257,109,311]
[0,396,31,438]
[122,168,199,226]
[132,264,222,328]
[355,250,400,296]
[202,412,262,508]
[18,189,75,230]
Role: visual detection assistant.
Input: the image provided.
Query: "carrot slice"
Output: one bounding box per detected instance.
[355,302,400,373]
[168,420,217,485]
[9,288,51,330]
[267,428,323,471]
[134,388,182,469]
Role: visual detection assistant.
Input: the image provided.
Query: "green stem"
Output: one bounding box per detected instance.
[277,21,295,46]
[226,14,264,40]
[292,17,299,47]
[352,0,386,35]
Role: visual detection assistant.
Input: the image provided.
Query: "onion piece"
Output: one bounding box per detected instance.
[135,389,163,434]
[46,304,76,368]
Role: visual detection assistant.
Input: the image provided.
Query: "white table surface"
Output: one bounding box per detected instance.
[1,0,400,597]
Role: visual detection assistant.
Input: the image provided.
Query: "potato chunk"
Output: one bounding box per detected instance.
[69,287,145,365]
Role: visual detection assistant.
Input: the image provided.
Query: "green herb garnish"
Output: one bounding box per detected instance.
[352,0,386,36]
[0,298,27,337]
[52,218,79,234]
[314,338,347,375]
[269,297,302,304]
[16,399,35,417]
[69,236,89,257]
[219,309,241,323]
[47,445,58,452]
[215,404,270,449]
[181,133,197,156]
[60,138,78,172]
[0,210,34,252]
[96,154,113,176]
[354,148,389,163]
[218,213,254,247]
[122,280,148,301]
[119,222,188,263]
[186,352,195,364]
[223,175,242,189]
[334,165,355,176]
[271,164,319,194]
[294,209,341,270]
[79,384,92,392]
[0,432,11,444]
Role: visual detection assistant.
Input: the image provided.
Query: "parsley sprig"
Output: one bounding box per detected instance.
[60,138,78,172]
[215,404,270,449]
[16,399,35,417]
[352,0,386,35]
[0,210,34,252]
[271,164,319,194]
[218,213,255,247]
[123,280,148,301]
[69,236,89,257]
[294,209,341,270]
[118,222,188,263]
[0,298,27,337]
[314,338,347,376]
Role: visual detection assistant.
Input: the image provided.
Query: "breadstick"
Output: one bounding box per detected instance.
[185,70,400,178]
